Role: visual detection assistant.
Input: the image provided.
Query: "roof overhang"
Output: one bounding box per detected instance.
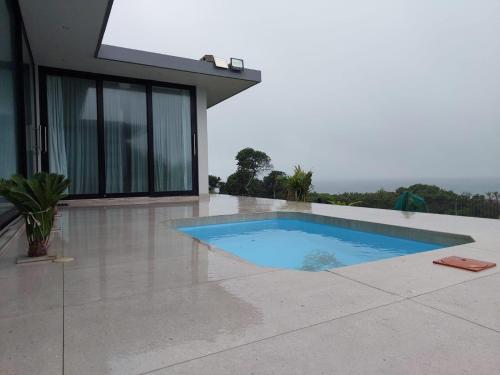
[18,0,261,108]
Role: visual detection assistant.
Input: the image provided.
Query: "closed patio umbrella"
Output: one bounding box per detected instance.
[394,191,428,212]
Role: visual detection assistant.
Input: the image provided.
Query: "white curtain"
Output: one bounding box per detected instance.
[46,75,98,194]
[47,76,67,179]
[103,82,148,193]
[152,87,192,192]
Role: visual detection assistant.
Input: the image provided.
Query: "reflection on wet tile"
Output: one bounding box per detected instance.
[64,249,270,306]
[155,301,500,375]
[64,270,398,374]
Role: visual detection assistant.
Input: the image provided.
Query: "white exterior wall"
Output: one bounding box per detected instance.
[196,87,209,196]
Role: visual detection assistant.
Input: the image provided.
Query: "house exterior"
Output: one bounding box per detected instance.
[0,0,261,229]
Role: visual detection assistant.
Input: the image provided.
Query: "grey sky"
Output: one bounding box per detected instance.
[104,0,500,183]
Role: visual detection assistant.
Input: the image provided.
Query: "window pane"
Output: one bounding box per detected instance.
[0,0,18,218]
[152,87,192,192]
[47,75,98,195]
[103,81,148,194]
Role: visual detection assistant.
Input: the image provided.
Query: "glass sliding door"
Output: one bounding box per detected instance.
[0,0,19,222]
[46,75,99,195]
[42,70,197,199]
[103,81,148,194]
[0,0,18,181]
[152,86,193,192]
[0,0,38,228]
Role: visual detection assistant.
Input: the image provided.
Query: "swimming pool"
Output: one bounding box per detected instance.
[178,218,445,271]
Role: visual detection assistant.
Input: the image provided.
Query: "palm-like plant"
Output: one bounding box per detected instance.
[0,173,69,257]
[285,165,313,202]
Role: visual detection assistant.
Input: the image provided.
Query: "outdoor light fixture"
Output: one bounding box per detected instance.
[201,55,244,71]
[229,58,244,71]
[201,55,228,69]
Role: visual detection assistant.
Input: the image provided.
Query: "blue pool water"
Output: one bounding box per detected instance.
[179,219,444,271]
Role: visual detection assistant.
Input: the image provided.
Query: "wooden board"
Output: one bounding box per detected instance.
[433,256,496,272]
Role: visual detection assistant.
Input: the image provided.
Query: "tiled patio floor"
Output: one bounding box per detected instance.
[1,195,500,374]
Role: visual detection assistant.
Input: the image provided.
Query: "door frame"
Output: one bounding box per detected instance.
[39,66,199,199]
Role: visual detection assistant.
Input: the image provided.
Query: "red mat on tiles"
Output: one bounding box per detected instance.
[433,256,496,272]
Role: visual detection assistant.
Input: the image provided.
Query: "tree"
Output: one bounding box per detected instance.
[285,165,313,202]
[235,148,272,195]
[220,169,266,197]
[208,175,221,192]
[263,170,287,199]
[221,170,252,196]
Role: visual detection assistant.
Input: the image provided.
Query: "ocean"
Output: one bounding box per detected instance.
[313,177,500,195]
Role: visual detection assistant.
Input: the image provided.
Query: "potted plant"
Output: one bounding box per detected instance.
[0,173,69,257]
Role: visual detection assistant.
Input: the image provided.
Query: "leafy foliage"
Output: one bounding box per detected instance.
[208,175,221,192]
[235,148,272,176]
[236,148,272,195]
[0,173,70,256]
[220,170,266,197]
[328,198,364,206]
[221,148,272,196]
[263,170,288,199]
[285,166,313,202]
[308,185,500,219]
[215,147,499,219]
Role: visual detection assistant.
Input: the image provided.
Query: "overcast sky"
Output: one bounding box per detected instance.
[104,0,500,183]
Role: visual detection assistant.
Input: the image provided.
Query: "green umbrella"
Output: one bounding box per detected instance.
[394,191,428,212]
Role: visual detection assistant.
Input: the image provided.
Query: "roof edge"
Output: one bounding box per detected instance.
[94,0,115,58]
[97,44,262,83]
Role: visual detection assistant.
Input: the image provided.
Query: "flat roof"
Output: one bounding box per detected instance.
[18,0,261,107]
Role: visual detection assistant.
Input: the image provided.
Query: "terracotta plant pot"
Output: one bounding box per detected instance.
[24,209,54,257]
[28,239,49,257]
